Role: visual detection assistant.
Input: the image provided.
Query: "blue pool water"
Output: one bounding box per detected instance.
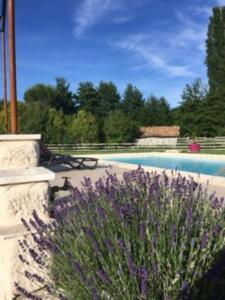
[107,156,225,177]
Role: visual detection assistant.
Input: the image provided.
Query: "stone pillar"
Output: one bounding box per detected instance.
[0,135,55,299]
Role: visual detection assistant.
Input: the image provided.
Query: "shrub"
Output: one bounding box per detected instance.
[17,169,225,299]
[69,110,99,143]
[103,110,139,143]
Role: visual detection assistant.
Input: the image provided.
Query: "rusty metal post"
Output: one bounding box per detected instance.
[2,29,8,133]
[8,0,18,134]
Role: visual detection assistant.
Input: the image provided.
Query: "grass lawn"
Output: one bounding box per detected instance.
[54,148,225,156]
[197,149,225,155]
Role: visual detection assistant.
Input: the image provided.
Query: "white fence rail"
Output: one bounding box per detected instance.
[47,137,225,152]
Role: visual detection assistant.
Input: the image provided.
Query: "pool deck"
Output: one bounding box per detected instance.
[51,157,225,198]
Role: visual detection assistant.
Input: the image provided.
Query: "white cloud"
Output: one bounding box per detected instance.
[111,5,211,78]
[73,0,151,37]
[73,0,112,37]
[168,27,207,51]
[73,0,136,37]
[115,35,194,77]
[174,10,208,52]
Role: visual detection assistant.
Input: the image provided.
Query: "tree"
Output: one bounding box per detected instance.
[103,110,139,143]
[54,77,75,114]
[0,109,5,133]
[69,110,99,143]
[76,81,98,115]
[0,100,8,133]
[19,102,49,137]
[96,81,120,118]
[201,94,225,136]
[24,78,75,114]
[122,84,144,123]
[44,108,68,143]
[141,95,172,126]
[24,84,55,106]
[175,79,208,136]
[206,6,225,98]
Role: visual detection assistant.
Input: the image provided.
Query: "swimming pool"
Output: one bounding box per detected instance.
[105,155,225,177]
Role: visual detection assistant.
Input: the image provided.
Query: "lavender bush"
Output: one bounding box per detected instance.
[17,168,225,299]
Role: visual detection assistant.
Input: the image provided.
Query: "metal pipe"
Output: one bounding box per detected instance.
[2,29,8,133]
[8,0,18,134]
[2,0,7,32]
[1,0,7,31]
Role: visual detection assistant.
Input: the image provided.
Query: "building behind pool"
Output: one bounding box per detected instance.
[136,126,180,146]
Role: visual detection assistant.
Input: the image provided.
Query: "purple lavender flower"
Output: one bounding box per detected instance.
[139,266,148,297]
[152,264,158,274]
[58,293,68,300]
[14,283,42,300]
[211,196,220,209]
[92,288,101,300]
[71,260,86,283]
[213,224,222,237]
[140,223,147,241]
[118,239,127,252]
[24,271,45,284]
[96,269,111,285]
[18,254,29,265]
[32,210,47,230]
[21,218,31,231]
[16,169,225,299]
[220,197,225,206]
[97,205,107,220]
[128,255,137,276]
[182,280,189,291]
[104,239,114,254]
[200,233,208,249]
[83,227,102,255]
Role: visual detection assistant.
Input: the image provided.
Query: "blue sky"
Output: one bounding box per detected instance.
[1,0,225,107]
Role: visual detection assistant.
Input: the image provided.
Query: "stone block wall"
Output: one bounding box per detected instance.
[136,137,178,146]
[0,135,55,300]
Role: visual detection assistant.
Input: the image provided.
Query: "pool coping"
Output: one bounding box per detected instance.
[85,152,225,187]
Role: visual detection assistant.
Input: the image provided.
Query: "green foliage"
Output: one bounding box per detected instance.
[19,170,225,299]
[0,109,5,133]
[19,102,49,135]
[141,95,173,126]
[175,79,208,136]
[53,77,75,114]
[122,84,144,124]
[206,7,225,98]
[203,94,225,136]
[18,102,69,143]
[44,108,68,143]
[204,7,225,136]
[76,81,98,115]
[24,77,75,115]
[96,81,120,118]
[103,110,139,143]
[69,110,99,143]
[24,83,55,106]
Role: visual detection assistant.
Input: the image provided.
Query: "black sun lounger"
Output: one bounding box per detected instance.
[40,143,98,170]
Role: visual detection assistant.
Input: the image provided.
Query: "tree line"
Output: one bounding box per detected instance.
[0,6,225,143]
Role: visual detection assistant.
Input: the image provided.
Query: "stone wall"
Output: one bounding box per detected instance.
[136,137,178,146]
[0,135,55,300]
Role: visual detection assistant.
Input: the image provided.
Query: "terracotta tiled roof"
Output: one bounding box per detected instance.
[140,126,180,138]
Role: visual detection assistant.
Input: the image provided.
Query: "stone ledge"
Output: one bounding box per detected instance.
[0,141,40,169]
[0,167,55,185]
[0,134,41,141]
